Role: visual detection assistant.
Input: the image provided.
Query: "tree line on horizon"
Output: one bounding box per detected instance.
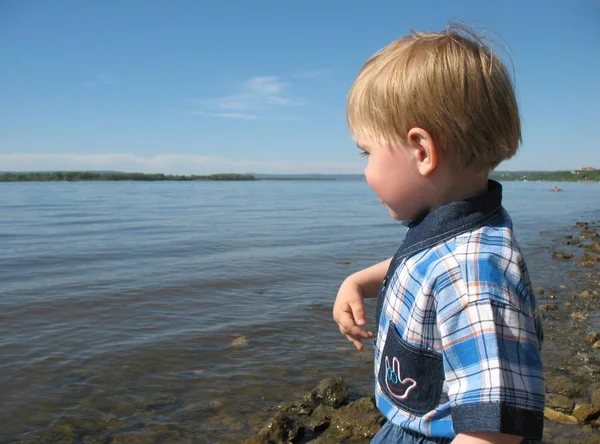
[0,171,257,182]
[0,169,598,182]
[489,169,600,182]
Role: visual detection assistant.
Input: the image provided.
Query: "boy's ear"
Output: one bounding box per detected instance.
[407,127,437,176]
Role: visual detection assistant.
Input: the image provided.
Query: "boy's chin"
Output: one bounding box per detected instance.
[387,208,404,221]
[387,208,414,226]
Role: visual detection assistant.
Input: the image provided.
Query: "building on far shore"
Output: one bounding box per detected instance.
[580,166,596,171]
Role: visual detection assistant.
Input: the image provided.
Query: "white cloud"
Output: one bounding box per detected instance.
[193,75,304,119]
[82,74,116,88]
[0,153,363,175]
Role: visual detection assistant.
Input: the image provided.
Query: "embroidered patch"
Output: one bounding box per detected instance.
[377,321,444,416]
[384,356,417,401]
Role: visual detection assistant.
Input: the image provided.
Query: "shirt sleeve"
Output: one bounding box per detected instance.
[434,257,545,439]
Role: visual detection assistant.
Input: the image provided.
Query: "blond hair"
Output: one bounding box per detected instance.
[347,25,521,170]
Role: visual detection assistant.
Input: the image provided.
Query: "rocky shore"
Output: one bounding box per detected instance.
[248,221,600,444]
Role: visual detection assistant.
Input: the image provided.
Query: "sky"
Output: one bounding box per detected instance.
[1,0,599,174]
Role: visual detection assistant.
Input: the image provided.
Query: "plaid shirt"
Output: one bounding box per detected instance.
[374,181,545,440]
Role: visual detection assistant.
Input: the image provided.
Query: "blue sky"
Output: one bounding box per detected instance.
[1,0,599,174]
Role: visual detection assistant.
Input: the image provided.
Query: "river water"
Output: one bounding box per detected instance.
[1,180,599,442]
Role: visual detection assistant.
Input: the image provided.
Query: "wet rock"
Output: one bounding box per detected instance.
[311,397,385,443]
[553,250,574,259]
[585,333,600,345]
[544,407,579,424]
[581,230,600,240]
[570,363,600,381]
[279,401,313,416]
[546,376,585,398]
[546,393,575,414]
[246,377,353,443]
[307,404,335,431]
[339,260,352,265]
[579,290,592,299]
[540,303,559,312]
[591,383,600,409]
[580,253,600,264]
[244,411,301,444]
[578,259,596,268]
[586,242,600,255]
[304,376,349,408]
[573,403,600,423]
[593,342,600,350]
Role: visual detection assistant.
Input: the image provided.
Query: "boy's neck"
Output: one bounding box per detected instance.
[430,169,490,210]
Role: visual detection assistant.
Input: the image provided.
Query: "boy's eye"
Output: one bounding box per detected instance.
[359,151,369,157]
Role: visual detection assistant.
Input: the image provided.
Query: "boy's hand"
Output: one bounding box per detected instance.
[333,278,374,351]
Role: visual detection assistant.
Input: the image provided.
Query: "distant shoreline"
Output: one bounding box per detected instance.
[0,172,332,182]
[0,170,598,182]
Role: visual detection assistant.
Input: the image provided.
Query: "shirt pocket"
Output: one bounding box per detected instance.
[377,321,444,416]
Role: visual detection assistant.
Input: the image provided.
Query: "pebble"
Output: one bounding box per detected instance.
[544,407,579,425]
[553,250,574,259]
[572,402,600,424]
[232,336,249,348]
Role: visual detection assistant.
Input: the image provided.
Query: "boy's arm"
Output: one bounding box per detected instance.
[435,265,545,440]
[343,257,392,300]
[333,258,391,351]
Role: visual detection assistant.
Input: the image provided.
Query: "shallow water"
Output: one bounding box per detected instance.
[1,180,599,442]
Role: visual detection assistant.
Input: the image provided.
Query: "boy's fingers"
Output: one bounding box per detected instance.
[336,311,355,332]
[339,324,373,339]
[346,335,364,351]
[348,301,366,326]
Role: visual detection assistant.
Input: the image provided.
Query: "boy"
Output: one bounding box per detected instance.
[333,25,544,443]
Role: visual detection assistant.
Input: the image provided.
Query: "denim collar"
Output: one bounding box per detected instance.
[390,179,503,269]
[376,180,504,326]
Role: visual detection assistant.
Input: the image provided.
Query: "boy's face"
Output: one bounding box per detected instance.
[357,136,429,222]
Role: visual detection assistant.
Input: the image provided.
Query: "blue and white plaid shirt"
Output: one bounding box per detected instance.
[373,181,545,440]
